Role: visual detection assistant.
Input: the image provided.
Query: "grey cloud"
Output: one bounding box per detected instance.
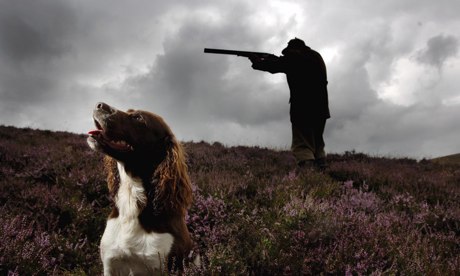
[0,0,78,109]
[0,0,459,159]
[0,0,171,129]
[327,38,381,128]
[320,14,460,157]
[0,0,75,64]
[327,102,460,158]
[0,15,63,62]
[123,7,291,128]
[417,34,458,68]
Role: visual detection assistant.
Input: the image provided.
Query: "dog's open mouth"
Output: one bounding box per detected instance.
[88,119,134,152]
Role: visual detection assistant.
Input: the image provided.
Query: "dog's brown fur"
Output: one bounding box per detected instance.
[88,102,194,272]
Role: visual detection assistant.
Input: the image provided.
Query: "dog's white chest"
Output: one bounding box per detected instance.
[100,218,174,275]
[100,163,174,275]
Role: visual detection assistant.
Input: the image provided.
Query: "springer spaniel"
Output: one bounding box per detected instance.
[87,102,195,275]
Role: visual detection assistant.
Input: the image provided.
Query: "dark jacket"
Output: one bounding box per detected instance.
[252,46,330,125]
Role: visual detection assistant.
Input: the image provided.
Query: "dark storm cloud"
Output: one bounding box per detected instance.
[123,5,291,127]
[0,0,76,104]
[0,0,173,130]
[0,0,459,157]
[0,15,62,62]
[417,34,459,68]
[103,2,295,146]
[0,1,74,64]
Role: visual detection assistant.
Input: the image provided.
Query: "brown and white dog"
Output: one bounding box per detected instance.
[87,102,194,275]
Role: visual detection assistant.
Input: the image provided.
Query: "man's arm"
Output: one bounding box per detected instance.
[250,55,286,74]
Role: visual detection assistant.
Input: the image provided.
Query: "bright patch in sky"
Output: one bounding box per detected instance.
[321,46,339,64]
[377,57,439,106]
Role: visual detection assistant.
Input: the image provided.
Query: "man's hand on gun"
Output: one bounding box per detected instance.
[247,53,262,63]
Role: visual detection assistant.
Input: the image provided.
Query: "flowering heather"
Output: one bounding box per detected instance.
[0,126,459,275]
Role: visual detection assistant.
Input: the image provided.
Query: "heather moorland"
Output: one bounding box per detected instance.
[0,126,459,275]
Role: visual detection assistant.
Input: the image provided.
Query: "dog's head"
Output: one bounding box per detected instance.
[87,102,172,163]
[87,102,192,212]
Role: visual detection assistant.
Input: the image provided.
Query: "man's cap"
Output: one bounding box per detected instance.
[287,38,307,48]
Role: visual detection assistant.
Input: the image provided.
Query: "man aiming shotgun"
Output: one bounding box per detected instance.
[204,38,330,170]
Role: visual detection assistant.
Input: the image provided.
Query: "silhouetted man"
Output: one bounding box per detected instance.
[250,38,330,169]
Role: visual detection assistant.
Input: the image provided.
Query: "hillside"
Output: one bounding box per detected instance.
[432,153,460,166]
[0,125,459,275]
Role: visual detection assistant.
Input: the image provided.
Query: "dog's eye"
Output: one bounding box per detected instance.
[131,113,144,122]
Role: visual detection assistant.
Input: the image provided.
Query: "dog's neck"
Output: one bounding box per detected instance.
[114,160,180,231]
[116,162,147,220]
[119,150,166,182]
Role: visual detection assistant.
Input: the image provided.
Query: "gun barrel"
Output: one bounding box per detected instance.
[204,48,274,57]
[204,48,248,56]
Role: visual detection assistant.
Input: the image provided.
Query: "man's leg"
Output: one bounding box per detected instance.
[291,124,315,166]
[313,119,327,169]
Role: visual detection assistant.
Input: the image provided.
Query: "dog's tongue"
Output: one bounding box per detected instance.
[88,129,102,136]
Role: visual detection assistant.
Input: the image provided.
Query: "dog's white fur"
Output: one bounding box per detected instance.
[100,162,174,275]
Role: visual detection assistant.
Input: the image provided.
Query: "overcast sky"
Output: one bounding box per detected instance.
[1,0,459,158]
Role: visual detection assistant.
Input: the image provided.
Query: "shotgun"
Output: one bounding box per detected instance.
[204,48,277,60]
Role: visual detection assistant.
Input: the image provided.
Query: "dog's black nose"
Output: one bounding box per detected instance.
[95,102,116,114]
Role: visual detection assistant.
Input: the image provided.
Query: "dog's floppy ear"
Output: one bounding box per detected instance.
[153,136,192,214]
[104,156,120,218]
